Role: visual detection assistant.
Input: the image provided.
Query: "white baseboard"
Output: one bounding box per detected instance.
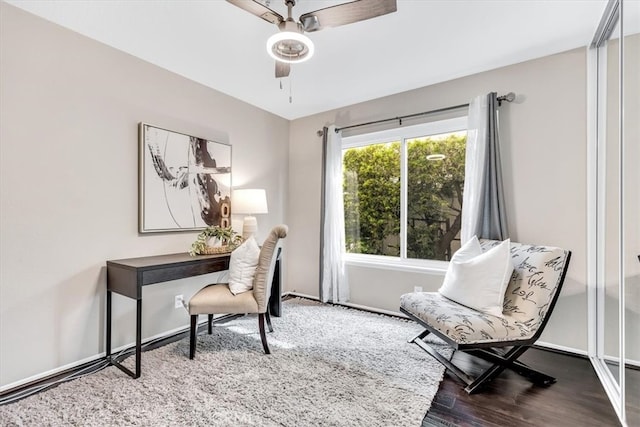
[602,354,640,368]
[0,318,217,393]
[285,295,620,358]
[535,341,589,357]
[282,291,319,301]
[0,352,105,393]
[537,341,640,368]
[4,298,638,393]
[288,293,640,367]
[284,291,408,318]
[336,301,408,318]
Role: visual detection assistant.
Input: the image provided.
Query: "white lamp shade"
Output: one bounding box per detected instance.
[233,189,268,215]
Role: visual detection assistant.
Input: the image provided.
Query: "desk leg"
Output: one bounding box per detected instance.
[135,299,142,379]
[106,290,112,359]
[106,294,142,379]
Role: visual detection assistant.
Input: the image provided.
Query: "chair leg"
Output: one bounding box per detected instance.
[467,346,556,387]
[463,346,531,394]
[464,361,510,394]
[265,309,274,333]
[408,328,430,343]
[258,313,271,355]
[189,315,198,359]
[510,359,556,385]
[412,338,476,386]
[208,314,213,334]
[409,335,543,394]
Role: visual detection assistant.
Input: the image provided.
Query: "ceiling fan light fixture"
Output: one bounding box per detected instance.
[266,30,314,64]
[228,0,397,77]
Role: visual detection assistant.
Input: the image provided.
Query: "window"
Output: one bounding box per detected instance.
[342,117,467,264]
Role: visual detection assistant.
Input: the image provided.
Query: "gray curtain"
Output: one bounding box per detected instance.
[461,92,508,242]
[481,92,508,239]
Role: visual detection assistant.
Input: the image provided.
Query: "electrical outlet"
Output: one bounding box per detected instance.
[413,286,423,293]
[174,294,184,309]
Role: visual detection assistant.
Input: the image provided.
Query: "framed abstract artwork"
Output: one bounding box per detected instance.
[138,123,232,233]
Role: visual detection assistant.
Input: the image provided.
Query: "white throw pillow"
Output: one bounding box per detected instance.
[228,236,260,295]
[438,236,513,317]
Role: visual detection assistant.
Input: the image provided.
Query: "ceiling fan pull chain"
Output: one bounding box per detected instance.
[289,76,293,104]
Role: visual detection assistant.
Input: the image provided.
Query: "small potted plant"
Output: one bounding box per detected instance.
[189,226,243,256]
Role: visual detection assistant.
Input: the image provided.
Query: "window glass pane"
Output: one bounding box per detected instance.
[406,131,466,261]
[343,141,400,256]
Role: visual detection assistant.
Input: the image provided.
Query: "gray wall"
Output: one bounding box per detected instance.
[0,3,289,389]
[287,47,590,353]
[2,1,614,389]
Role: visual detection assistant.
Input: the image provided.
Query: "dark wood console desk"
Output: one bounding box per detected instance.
[106,252,281,378]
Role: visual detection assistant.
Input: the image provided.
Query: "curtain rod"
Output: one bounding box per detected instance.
[319,92,515,135]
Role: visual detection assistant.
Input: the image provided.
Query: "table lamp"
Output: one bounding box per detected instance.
[233,189,268,240]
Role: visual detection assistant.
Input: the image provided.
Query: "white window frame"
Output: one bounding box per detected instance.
[342,116,468,273]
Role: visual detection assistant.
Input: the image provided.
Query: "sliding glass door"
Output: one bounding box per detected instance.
[590,1,639,425]
[622,3,639,424]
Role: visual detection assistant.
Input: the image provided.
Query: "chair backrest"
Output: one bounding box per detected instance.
[480,239,571,339]
[252,225,288,312]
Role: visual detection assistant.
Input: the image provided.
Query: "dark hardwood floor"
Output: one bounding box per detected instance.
[422,347,638,427]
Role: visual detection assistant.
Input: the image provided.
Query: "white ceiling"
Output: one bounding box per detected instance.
[7,0,608,120]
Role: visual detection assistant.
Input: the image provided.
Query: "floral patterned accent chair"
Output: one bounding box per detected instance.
[400,239,571,394]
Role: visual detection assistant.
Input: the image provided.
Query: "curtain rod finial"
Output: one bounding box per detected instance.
[497,92,516,106]
[503,92,516,102]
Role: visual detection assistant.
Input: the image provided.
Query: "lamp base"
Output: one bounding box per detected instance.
[242,216,258,240]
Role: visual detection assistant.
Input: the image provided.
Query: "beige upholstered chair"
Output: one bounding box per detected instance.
[188,225,288,358]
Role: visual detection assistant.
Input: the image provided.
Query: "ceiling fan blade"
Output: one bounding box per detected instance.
[275,61,290,78]
[226,0,284,25]
[300,0,397,32]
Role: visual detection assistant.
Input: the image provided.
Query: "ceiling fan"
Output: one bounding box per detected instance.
[227,0,397,78]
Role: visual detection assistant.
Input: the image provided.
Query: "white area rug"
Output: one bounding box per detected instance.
[0,298,451,426]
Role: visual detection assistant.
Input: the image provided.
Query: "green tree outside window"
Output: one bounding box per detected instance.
[343,132,466,261]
